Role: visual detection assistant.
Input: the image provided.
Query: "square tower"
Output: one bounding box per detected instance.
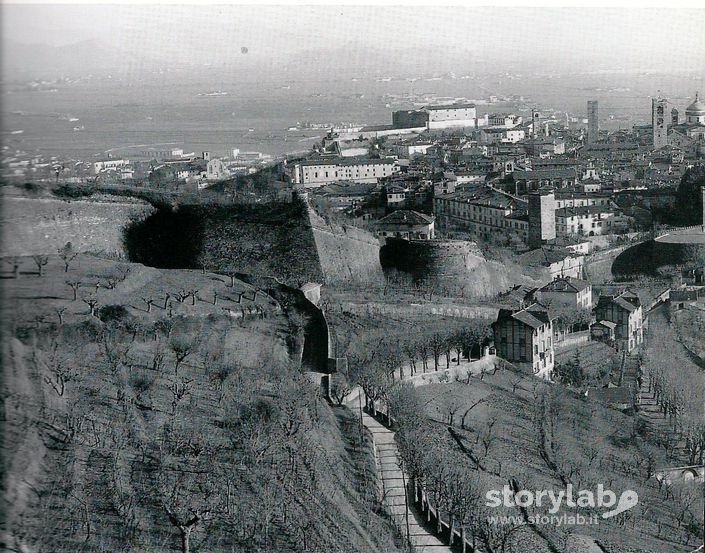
[652,97,668,149]
[531,109,540,138]
[528,188,556,249]
[587,100,599,144]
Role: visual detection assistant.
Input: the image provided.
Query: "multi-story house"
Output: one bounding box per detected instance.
[554,205,619,237]
[386,184,409,206]
[492,302,555,378]
[310,182,377,211]
[93,159,130,174]
[375,210,435,241]
[535,275,592,310]
[434,188,527,240]
[521,138,566,157]
[593,290,643,352]
[553,192,613,209]
[517,246,585,280]
[488,113,523,128]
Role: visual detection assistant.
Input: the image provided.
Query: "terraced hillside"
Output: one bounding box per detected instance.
[2,255,403,553]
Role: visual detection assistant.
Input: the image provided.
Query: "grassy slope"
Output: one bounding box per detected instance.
[2,255,402,553]
[416,369,702,553]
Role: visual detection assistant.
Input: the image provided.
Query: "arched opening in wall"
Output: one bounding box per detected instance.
[300,305,330,373]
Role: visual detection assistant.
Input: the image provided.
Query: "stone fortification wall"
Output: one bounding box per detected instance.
[380,239,483,281]
[307,209,384,285]
[1,196,154,257]
[612,239,705,279]
[380,238,524,299]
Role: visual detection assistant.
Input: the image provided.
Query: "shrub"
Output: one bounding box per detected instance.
[98,305,132,325]
[52,183,95,199]
[128,370,155,395]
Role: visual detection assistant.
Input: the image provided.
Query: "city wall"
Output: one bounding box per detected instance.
[307,209,385,285]
[380,239,485,280]
[380,238,529,299]
[1,196,154,257]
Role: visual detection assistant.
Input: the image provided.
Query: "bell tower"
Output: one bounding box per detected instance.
[652,96,668,149]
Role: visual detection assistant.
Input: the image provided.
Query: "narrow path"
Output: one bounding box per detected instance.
[342,354,498,552]
[358,409,452,553]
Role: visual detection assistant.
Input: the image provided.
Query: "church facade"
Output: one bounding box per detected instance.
[668,93,705,156]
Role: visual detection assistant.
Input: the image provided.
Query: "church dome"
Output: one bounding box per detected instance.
[686,93,705,115]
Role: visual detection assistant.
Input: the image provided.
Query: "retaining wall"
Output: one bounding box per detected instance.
[338,301,499,321]
[1,196,153,257]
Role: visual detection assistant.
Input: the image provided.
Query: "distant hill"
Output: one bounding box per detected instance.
[2,39,158,80]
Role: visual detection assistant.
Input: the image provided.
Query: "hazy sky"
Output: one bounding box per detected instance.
[3,5,705,73]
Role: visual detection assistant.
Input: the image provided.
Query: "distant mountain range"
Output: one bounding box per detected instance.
[2,39,165,80]
[3,37,704,84]
[1,38,508,82]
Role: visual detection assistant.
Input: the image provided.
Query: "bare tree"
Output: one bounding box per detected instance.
[54,306,67,326]
[31,255,48,277]
[478,416,497,459]
[170,335,197,375]
[105,265,131,289]
[188,290,199,306]
[5,256,21,279]
[153,424,223,553]
[66,280,82,301]
[169,377,194,414]
[429,333,445,372]
[329,373,352,405]
[508,372,524,393]
[82,295,99,317]
[444,392,463,427]
[58,242,78,272]
[460,398,486,430]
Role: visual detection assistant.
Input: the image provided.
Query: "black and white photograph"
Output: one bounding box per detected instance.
[1,2,704,552]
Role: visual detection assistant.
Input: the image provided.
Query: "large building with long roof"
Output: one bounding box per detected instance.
[434,187,528,240]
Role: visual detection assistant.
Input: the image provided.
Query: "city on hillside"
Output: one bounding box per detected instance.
[2,5,704,553]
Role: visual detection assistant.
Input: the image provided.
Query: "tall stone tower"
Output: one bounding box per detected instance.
[652,97,668,149]
[702,185,705,232]
[587,100,598,144]
[531,109,540,138]
[671,108,679,126]
[528,188,556,249]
